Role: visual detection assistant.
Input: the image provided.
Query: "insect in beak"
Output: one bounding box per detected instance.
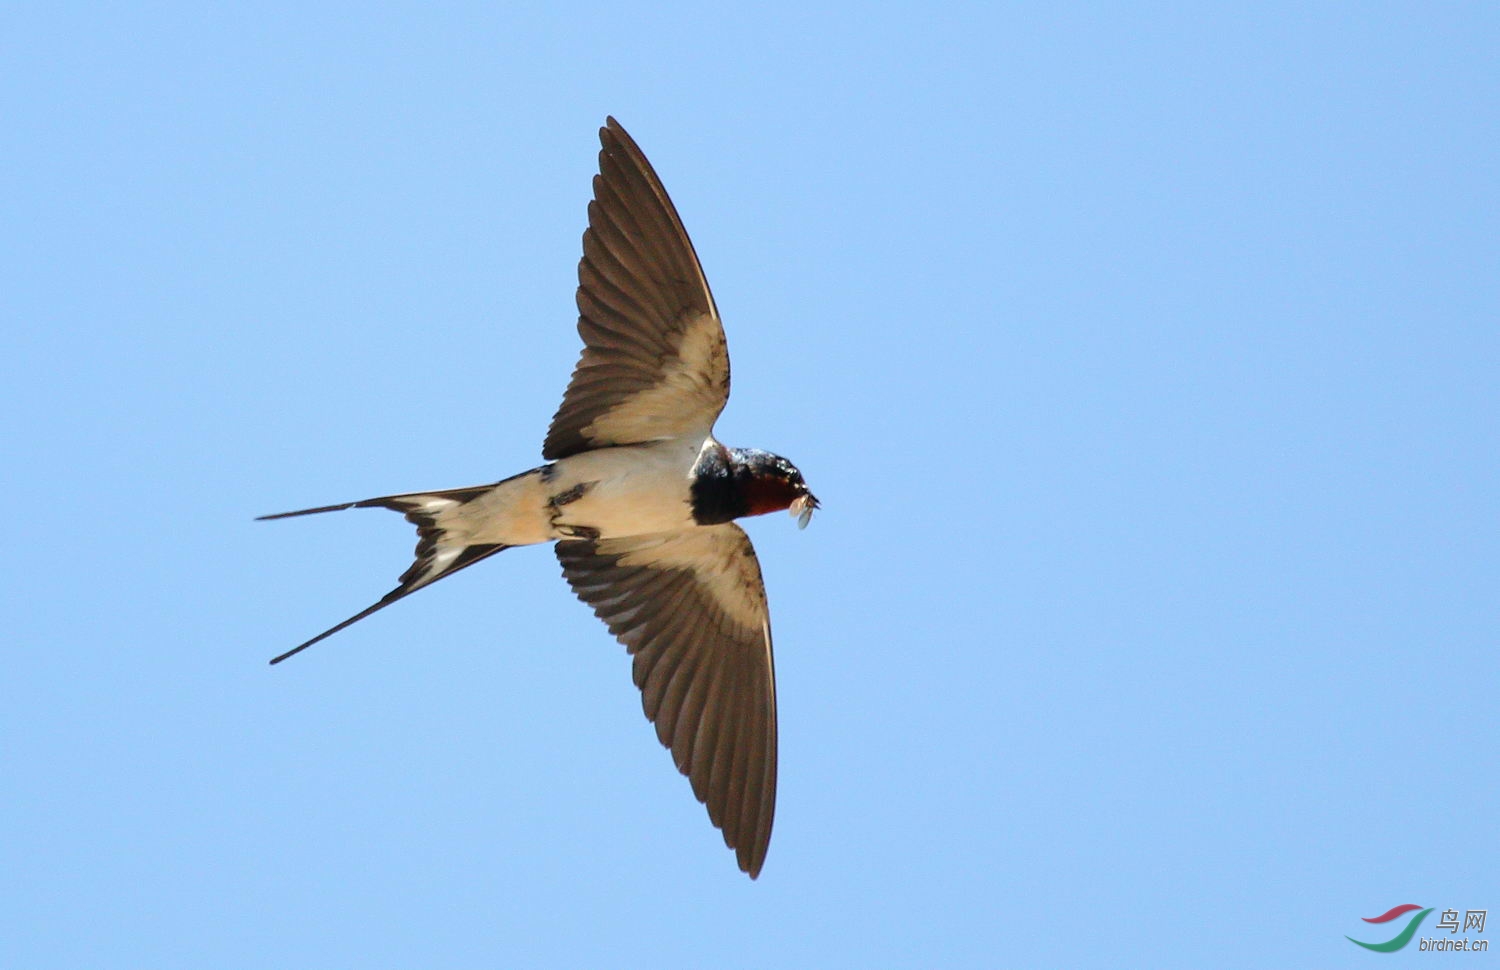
[791,493,819,530]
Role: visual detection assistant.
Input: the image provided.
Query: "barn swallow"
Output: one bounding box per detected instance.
[261,118,817,879]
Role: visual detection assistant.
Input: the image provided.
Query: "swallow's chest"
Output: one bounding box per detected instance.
[543,441,701,540]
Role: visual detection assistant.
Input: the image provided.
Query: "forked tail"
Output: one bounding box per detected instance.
[259,485,509,664]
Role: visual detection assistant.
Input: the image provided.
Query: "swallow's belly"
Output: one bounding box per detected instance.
[545,441,700,539]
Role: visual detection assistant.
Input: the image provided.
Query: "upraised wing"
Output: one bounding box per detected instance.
[543,117,730,461]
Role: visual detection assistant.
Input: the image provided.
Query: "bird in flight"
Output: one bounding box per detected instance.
[261,117,818,879]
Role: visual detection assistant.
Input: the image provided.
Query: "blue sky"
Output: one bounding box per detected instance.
[3,3,1495,967]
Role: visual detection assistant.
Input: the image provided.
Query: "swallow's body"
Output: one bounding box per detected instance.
[387,439,709,550]
[262,119,816,879]
[547,438,708,539]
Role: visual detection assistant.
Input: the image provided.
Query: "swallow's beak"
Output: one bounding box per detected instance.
[791,492,819,530]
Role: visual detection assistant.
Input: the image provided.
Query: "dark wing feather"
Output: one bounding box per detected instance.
[544,117,730,461]
[555,524,777,878]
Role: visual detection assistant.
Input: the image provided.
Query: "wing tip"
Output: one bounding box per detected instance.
[599,116,643,159]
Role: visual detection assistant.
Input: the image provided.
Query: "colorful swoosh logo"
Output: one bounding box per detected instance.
[1364,904,1424,924]
[1348,905,1433,952]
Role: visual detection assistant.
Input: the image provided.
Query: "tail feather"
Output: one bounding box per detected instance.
[261,484,508,664]
[256,484,495,521]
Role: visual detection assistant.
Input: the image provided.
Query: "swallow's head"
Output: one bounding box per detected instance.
[732,448,819,528]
